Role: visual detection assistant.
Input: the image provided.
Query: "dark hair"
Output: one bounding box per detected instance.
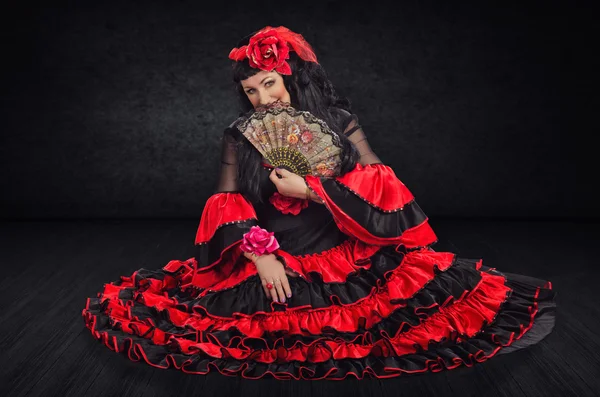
[229,35,360,204]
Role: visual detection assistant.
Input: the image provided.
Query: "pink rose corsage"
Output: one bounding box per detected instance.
[269,192,309,215]
[240,226,280,256]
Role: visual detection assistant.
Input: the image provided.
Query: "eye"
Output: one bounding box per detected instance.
[245,88,255,94]
[265,80,274,87]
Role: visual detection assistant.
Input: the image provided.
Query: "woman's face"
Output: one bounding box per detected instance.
[241,71,291,108]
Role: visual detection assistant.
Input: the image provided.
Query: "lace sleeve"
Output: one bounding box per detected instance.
[341,112,383,166]
[215,128,240,193]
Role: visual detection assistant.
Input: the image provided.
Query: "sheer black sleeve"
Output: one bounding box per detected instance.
[339,110,383,165]
[215,128,240,193]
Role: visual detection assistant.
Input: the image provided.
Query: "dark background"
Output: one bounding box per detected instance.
[2,2,598,397]
[1,1,593,220]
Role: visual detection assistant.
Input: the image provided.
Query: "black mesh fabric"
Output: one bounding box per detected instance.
[215,129,240,193]
[339,109,383,166]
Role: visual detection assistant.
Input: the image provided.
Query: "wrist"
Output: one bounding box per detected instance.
[254,253,275,264]
[303,180,324,204]
[243,250,274,263]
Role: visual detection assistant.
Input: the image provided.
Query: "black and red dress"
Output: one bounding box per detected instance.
[82,109,556,380]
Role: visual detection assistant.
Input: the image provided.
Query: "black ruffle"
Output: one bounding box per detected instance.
[194,218,258,270]
[110,257,486,349]
[122,248,481,321]
[82,267,556,380]
[320,178,429,237]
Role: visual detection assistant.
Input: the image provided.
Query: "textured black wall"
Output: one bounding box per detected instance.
[1,1,592,220]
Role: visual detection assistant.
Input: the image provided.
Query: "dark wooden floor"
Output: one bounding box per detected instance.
[1,218,598,397]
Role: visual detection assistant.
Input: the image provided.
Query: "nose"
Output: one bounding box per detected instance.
[258,90,274,106]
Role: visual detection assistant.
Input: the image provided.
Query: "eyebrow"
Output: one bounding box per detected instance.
[243,76,272,90]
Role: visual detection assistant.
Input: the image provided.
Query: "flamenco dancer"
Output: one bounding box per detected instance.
[82,26,557,380]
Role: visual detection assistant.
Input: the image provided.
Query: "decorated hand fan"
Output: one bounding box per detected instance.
[236,101,343,177]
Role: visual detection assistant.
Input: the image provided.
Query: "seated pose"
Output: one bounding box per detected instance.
[82,25,556,380]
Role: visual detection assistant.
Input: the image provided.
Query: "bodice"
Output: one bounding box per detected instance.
[250,165,349,256]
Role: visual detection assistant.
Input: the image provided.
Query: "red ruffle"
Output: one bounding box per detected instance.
[83,246,553,379]
[305,166,437,248]
[85,270,515,365]
[330,163,415,211]
[98,250,458,335]
[275,238,382,282]
[194,192,257,244]
[167,238,385,293]
[180,272,511,363]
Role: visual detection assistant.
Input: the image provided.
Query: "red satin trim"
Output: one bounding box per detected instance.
[87,269,515,365]
[99,250,457,334]
[171,238,383,293]
[163,245,253,291]
[194,193,257,244]
[83,278,541,380]
[275,238,381,282]
[305,174,437,248]
[84,292,540,381]
[83,253,550,380]
[175,272,509,363]
[193,252,257,293]
[333,163,415,211]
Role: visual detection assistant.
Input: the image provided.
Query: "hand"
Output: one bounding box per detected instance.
[254,254,293,303]
[269,167,308,199]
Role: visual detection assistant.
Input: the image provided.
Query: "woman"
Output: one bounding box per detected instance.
[82,26,556,380]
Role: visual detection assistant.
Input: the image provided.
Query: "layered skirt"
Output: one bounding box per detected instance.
[82,240,556,380]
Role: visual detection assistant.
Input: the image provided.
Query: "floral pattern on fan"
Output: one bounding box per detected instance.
[236,101,343,177]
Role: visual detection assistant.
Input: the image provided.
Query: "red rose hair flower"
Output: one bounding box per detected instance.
[229,26,319,75]
[269,192,309,215]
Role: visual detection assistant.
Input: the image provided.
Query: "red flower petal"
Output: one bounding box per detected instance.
[228,46,248,61]
[260,44,273,59]
[253,45,262,62]
[276,61,292,75]
[278,42,290,56]
[269,192,309,215]
[261,36,278,45]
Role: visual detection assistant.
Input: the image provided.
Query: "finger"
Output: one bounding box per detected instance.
[261,277,270,299]
[269,279,279,302]
[280,273,292,299]
[275,167,290,177]
[273,168,291,180]
[274,276,286,303]
[268,170,280,185]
